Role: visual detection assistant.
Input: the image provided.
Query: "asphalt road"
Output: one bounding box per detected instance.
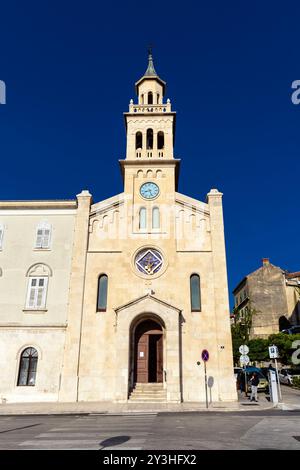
[0,409,299,450]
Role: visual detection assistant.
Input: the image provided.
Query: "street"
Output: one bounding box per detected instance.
[0,385,299,450]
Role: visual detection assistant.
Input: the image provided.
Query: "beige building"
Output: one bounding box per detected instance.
[0,53,236,404]
[233,258,300,338]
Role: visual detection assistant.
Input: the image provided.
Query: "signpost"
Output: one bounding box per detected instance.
[201,349,209,409]
[239,345,250,396]
[268,345,282,401]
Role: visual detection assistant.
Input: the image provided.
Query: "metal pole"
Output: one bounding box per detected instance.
[204,361,208,409]
[274,358,282,401]
[244,365,248,397]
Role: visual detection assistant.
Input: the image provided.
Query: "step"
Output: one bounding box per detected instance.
[130,393,166,398]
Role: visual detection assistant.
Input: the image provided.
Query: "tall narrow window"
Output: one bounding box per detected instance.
[26,277,48,309]
[157,131,164,149]
[135,132,143,149]
[190,274,201,311]
[139,207,147,229]
[0,224,3,249]
[35,222,51,249]
[148,92,153,104]
[152,207,160,229]
[17,347,38,386]
[146,129,153,149]
[97,274,108,311]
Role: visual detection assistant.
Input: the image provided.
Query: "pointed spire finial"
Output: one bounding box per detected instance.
[145,44,157,77]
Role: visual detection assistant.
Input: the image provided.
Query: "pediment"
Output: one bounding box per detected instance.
[90,192,124,217]
[114,293,181,314]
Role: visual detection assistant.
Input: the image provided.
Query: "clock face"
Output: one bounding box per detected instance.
[140,182,159,199]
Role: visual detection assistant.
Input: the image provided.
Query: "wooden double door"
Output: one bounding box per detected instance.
[134,319,163,383]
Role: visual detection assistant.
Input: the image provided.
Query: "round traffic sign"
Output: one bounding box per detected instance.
[239,354,250,365]
[201,349,209,362]
[239,344,249,355]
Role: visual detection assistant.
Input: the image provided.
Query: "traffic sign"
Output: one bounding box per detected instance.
[240,354,250,366]
[239,344,249,355]
[269,345,278,359]
[201,349,209,362]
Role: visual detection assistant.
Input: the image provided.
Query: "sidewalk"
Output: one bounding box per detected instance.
[0,398,275,416]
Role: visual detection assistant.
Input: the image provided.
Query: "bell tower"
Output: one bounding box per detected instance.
[123,50,176,162]
[119,51,180,237]
[120,51,180,194]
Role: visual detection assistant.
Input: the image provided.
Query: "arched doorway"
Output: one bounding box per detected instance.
[133,318,163,383]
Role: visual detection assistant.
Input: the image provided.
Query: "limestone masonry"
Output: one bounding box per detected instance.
[0,53,237,404]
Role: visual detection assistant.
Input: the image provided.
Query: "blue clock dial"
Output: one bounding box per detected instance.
[140,182,159,199]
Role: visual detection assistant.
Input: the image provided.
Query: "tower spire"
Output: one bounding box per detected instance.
[144,46,157,77]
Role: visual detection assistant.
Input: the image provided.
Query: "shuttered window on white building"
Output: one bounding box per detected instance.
[26,277,48,309]
[35,223,51,249]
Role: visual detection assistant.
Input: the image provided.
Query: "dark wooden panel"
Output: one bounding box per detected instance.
[136,334,148,383]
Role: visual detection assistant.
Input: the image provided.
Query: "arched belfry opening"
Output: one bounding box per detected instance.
[148,91,153,104]
[130,315,164,386]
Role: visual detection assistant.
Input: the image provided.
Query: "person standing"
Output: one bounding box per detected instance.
[250,372,259,402]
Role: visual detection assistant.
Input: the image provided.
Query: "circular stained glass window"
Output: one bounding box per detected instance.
[135,248,163,276]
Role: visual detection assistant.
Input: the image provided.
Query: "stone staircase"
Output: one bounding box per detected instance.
[129,383,167,402]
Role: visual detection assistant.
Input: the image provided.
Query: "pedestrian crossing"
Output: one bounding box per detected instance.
[18,413,158,450]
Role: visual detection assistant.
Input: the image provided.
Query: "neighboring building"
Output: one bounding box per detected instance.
[0,53,236,404]
[233,258,300,338]
[0,200,77,402]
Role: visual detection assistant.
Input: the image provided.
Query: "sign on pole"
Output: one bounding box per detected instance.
[201,350,209,408]
[239,354,250,366]
[268,345,278,359]
[201,349,209,362]
[239,345,249,355]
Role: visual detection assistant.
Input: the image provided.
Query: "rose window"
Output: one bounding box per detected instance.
[135,248,163,275]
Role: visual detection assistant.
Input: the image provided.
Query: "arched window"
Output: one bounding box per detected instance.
[26,263,52,310]
[148,92,153,104]
[17,347,38,386]
[157,131,164,149]
[157,93,160,104]
[97,274,108,311]
[190,274,201,311]
[35,222,51,249]
[152,207,160,229]
[135,132,143,149]
[139,207,147,229]
[146,129,153,149]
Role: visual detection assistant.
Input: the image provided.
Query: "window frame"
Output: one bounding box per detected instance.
[139,207,147,230]
[17,347,38,387]
[96,274,108,312]
[26,276,48,310]
[190,273,201,312]
[152,206,160,229]
[35,223,52,249]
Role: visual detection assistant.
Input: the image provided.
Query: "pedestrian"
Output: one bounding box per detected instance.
[250,372,259,402]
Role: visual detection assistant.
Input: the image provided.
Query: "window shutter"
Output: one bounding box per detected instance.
[36,229,43,248]
[42,229,50,248]
[26,277,48,309]
[35,224,51,249]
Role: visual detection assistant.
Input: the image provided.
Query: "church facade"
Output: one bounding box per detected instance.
[0,54,237,404]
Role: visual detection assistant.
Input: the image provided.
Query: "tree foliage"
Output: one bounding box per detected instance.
[230,300,300,365]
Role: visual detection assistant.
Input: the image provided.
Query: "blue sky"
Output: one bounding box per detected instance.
[1,1,300,307]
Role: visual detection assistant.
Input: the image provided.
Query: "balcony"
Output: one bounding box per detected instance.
[129,103,172,114]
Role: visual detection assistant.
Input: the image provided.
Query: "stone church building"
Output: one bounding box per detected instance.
[0,54,236,404]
